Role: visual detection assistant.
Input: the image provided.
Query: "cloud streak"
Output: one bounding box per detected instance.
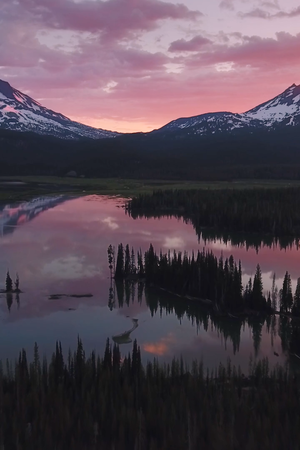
[242,5,300,19]
[168,35,211,52]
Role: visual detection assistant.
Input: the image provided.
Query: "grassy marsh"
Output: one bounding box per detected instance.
[1,175,300,203]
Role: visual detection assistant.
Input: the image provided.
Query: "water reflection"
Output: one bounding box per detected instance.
[0,195,70,236]
[112,318,139,345]
[108,279,300,371]
[129,210,300,251]
[0,194,299,372]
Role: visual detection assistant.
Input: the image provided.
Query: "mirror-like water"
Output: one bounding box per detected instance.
[0,195,299,371]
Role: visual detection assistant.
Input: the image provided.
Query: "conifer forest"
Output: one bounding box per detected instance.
[110,243,300,318]
[1,338,300,450]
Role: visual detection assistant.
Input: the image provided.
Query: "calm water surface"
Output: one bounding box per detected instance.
[0,194,299,371]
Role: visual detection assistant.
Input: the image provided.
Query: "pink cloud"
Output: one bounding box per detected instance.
[219,0,235,11]
[168,35,211,52]
[184,32,300,71]
[242,5,300,19]
[241,8,271,19]
[16,0,201,42]
[261,1,280,10]
[274,6,300,18]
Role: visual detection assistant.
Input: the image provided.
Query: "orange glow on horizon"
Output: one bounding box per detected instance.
[73,116,158,134]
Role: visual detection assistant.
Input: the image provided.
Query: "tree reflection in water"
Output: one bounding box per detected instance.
[108,279,300,373]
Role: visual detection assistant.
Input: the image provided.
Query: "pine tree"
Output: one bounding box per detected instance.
[286,273,294,312]
[292,277,300,316]
[115,244,124,279]
[124,244,131,277]
[137,250,144,277]
[267,292,271,310]
[113,344,121,372]
[131,248,136,275]
[5,271,13,293]
[271,273,278,311]
[144,244,157,282]
[103,338,112,370]
[280,272,293,313]
[252,265,264,309]
[14,273,20,292]
[107,245,115,279]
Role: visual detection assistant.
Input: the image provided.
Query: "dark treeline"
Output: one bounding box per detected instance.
[127,188,300,241]
[111,243,300,317]
[199,229,299,252]
[1,339,300,450]
[3,126,300,180]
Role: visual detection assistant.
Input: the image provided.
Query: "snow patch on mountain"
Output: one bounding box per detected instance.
[155,84,300,136]
[0,80,119,140]
[244,84,300,127]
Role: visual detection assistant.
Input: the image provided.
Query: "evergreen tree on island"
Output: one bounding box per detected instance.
[107,245,115,280]
[252,265,265,310]
[115,243,124,279]
[5,271,13,293]
[280,272,293,313]
[292,277,300,316]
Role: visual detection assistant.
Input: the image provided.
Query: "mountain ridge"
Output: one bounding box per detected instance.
[153,83,300,136]
[0,79,300,140]
[0,79,119,140]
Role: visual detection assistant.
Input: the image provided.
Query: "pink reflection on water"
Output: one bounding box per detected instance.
[0,194,299,322]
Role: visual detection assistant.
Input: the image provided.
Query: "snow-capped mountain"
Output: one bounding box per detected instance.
[154,84,300,136]
[0,80,119,140]
[244,84,300,126]
[1,79,300,141]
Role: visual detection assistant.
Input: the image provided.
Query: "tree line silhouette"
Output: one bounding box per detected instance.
[1,339,300,449]
[127,188,300,243]
[110,243,300,317]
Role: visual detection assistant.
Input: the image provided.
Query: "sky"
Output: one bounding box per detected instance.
[0,0,300,132]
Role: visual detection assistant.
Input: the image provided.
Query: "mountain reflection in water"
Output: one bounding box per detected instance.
[0,195,69,236]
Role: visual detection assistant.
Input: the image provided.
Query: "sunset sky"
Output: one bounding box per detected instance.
[0,0,299,132]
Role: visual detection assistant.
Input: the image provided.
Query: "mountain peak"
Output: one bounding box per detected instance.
[0,79,15,100]
[284,83,299,93]
[0,79,119,140]
[156,83,300,136]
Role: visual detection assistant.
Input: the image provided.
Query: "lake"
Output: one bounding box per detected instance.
[0,194,299,372]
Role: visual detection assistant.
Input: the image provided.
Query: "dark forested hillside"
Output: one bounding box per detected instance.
[1,126,300,179]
